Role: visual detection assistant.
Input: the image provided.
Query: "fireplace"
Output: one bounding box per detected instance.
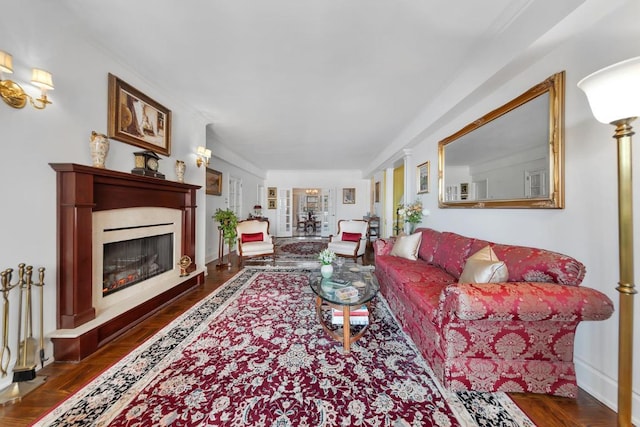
[92,206,183,314]
[103,233,173,296]
[49,164,203,361]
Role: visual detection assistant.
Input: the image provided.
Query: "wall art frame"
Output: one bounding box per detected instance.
[417,161,430,194]
[343,188,356,204]
[108,73,172,156]
[205,168,223,196]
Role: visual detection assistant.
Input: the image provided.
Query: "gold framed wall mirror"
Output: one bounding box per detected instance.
[438,71,565,208]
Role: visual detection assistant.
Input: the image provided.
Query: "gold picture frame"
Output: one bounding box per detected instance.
[417,161,430,194]
[205,168,222,196]
[108,73,172,156]
[268,199,277,209]
[267,187,277,198]
[343,188,356,204]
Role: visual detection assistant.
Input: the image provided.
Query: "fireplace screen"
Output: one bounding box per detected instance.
[103,233,174,296]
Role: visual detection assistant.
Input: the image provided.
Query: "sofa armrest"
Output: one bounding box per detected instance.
[439,282,614,322]
[373,238,396,256]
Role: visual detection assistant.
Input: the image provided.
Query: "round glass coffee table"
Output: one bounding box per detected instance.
[309,268,379,353]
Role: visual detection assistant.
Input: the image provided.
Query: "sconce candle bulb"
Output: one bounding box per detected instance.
[0,51,13,74]
[196,145,212,167]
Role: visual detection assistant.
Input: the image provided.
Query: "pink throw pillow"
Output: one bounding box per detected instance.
[342,232,362,242]
[241,232,264,243]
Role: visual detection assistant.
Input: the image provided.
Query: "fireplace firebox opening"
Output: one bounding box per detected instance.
[103,232,174,296]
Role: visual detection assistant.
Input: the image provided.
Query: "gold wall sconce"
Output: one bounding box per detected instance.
[0,50,54,110]
[196,146,211,167]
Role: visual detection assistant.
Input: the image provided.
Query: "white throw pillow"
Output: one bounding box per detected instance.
[459,245,509,283]
[390,232,422,261]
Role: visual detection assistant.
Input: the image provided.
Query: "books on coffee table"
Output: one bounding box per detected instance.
[331,305,369,325]
[334,286,359,301]
[323,278,351,288]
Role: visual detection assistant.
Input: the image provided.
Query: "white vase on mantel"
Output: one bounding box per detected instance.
[175,160,186,183]
[89,131,109,168]
[321,264,333,278]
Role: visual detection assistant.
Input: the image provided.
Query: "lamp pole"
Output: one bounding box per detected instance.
[579,56,640,427]
[613,118,636,427]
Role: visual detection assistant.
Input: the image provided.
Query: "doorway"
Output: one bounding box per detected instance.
[292,188,335,238]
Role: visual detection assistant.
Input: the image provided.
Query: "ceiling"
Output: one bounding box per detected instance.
[59,0,588,174]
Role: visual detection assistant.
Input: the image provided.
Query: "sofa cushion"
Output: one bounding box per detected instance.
[241,232,264,243]
[375,255,456,290]
[402,282,448,324]
[468,238,493,258]
[390,232,422,260]
[432,232,473,278]
[373,238,395,257]
[417,228,442,263]
[459,245,508,283]
[342,232,362,242]
[240,241,274,256]
[491,244,586,286]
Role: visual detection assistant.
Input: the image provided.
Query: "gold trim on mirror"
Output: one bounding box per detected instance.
[438,71,565,209]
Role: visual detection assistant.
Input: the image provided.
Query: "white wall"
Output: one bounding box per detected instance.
[265,170,370,234]
[0,2,209,391]
[204,156,265,264]
[400,0,640,421]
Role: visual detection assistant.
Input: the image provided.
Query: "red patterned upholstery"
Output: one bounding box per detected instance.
[417,228,442,263]
[373,228,614,397]
[432,232,474,277]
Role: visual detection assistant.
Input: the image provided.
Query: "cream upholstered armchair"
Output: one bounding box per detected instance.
[327,219,369,264]
[236,219,275,266]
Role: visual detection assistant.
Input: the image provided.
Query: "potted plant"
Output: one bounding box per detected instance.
[397,200,423,234]
[213,208,238,248]
[318,248,336,278]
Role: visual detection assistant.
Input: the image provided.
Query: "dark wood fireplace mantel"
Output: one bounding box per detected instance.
[50,163,203,361]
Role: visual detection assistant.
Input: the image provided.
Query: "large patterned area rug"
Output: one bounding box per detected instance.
[274,238,328,261]
[35,267,535,426]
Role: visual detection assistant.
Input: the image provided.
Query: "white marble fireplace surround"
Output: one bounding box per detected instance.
[51,207,183,339]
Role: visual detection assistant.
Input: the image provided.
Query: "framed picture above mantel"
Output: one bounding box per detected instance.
[108,73,172,156]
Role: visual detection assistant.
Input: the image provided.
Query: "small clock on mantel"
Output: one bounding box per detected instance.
[132,150,165,179]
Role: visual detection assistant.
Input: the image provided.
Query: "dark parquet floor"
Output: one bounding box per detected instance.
[0,243,619,426]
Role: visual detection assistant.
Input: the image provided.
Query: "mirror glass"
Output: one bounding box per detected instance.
[438,71,565,208]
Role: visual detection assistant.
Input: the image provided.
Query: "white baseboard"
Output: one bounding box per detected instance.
[575,357,640,425]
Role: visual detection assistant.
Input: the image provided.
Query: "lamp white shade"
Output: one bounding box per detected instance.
[578,56,640,124]
[197,146,211,158]
[0,51,13,74]
[31,68,54,91]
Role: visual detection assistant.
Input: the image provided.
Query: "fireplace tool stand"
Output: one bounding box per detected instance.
[0,263,47,405]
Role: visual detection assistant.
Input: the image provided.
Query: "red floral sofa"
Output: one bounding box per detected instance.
[373,228,614,397]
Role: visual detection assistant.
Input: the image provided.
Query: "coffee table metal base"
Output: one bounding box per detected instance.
[315,297,371,353]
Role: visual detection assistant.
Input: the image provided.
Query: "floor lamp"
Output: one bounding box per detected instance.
[578,56,640,427]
